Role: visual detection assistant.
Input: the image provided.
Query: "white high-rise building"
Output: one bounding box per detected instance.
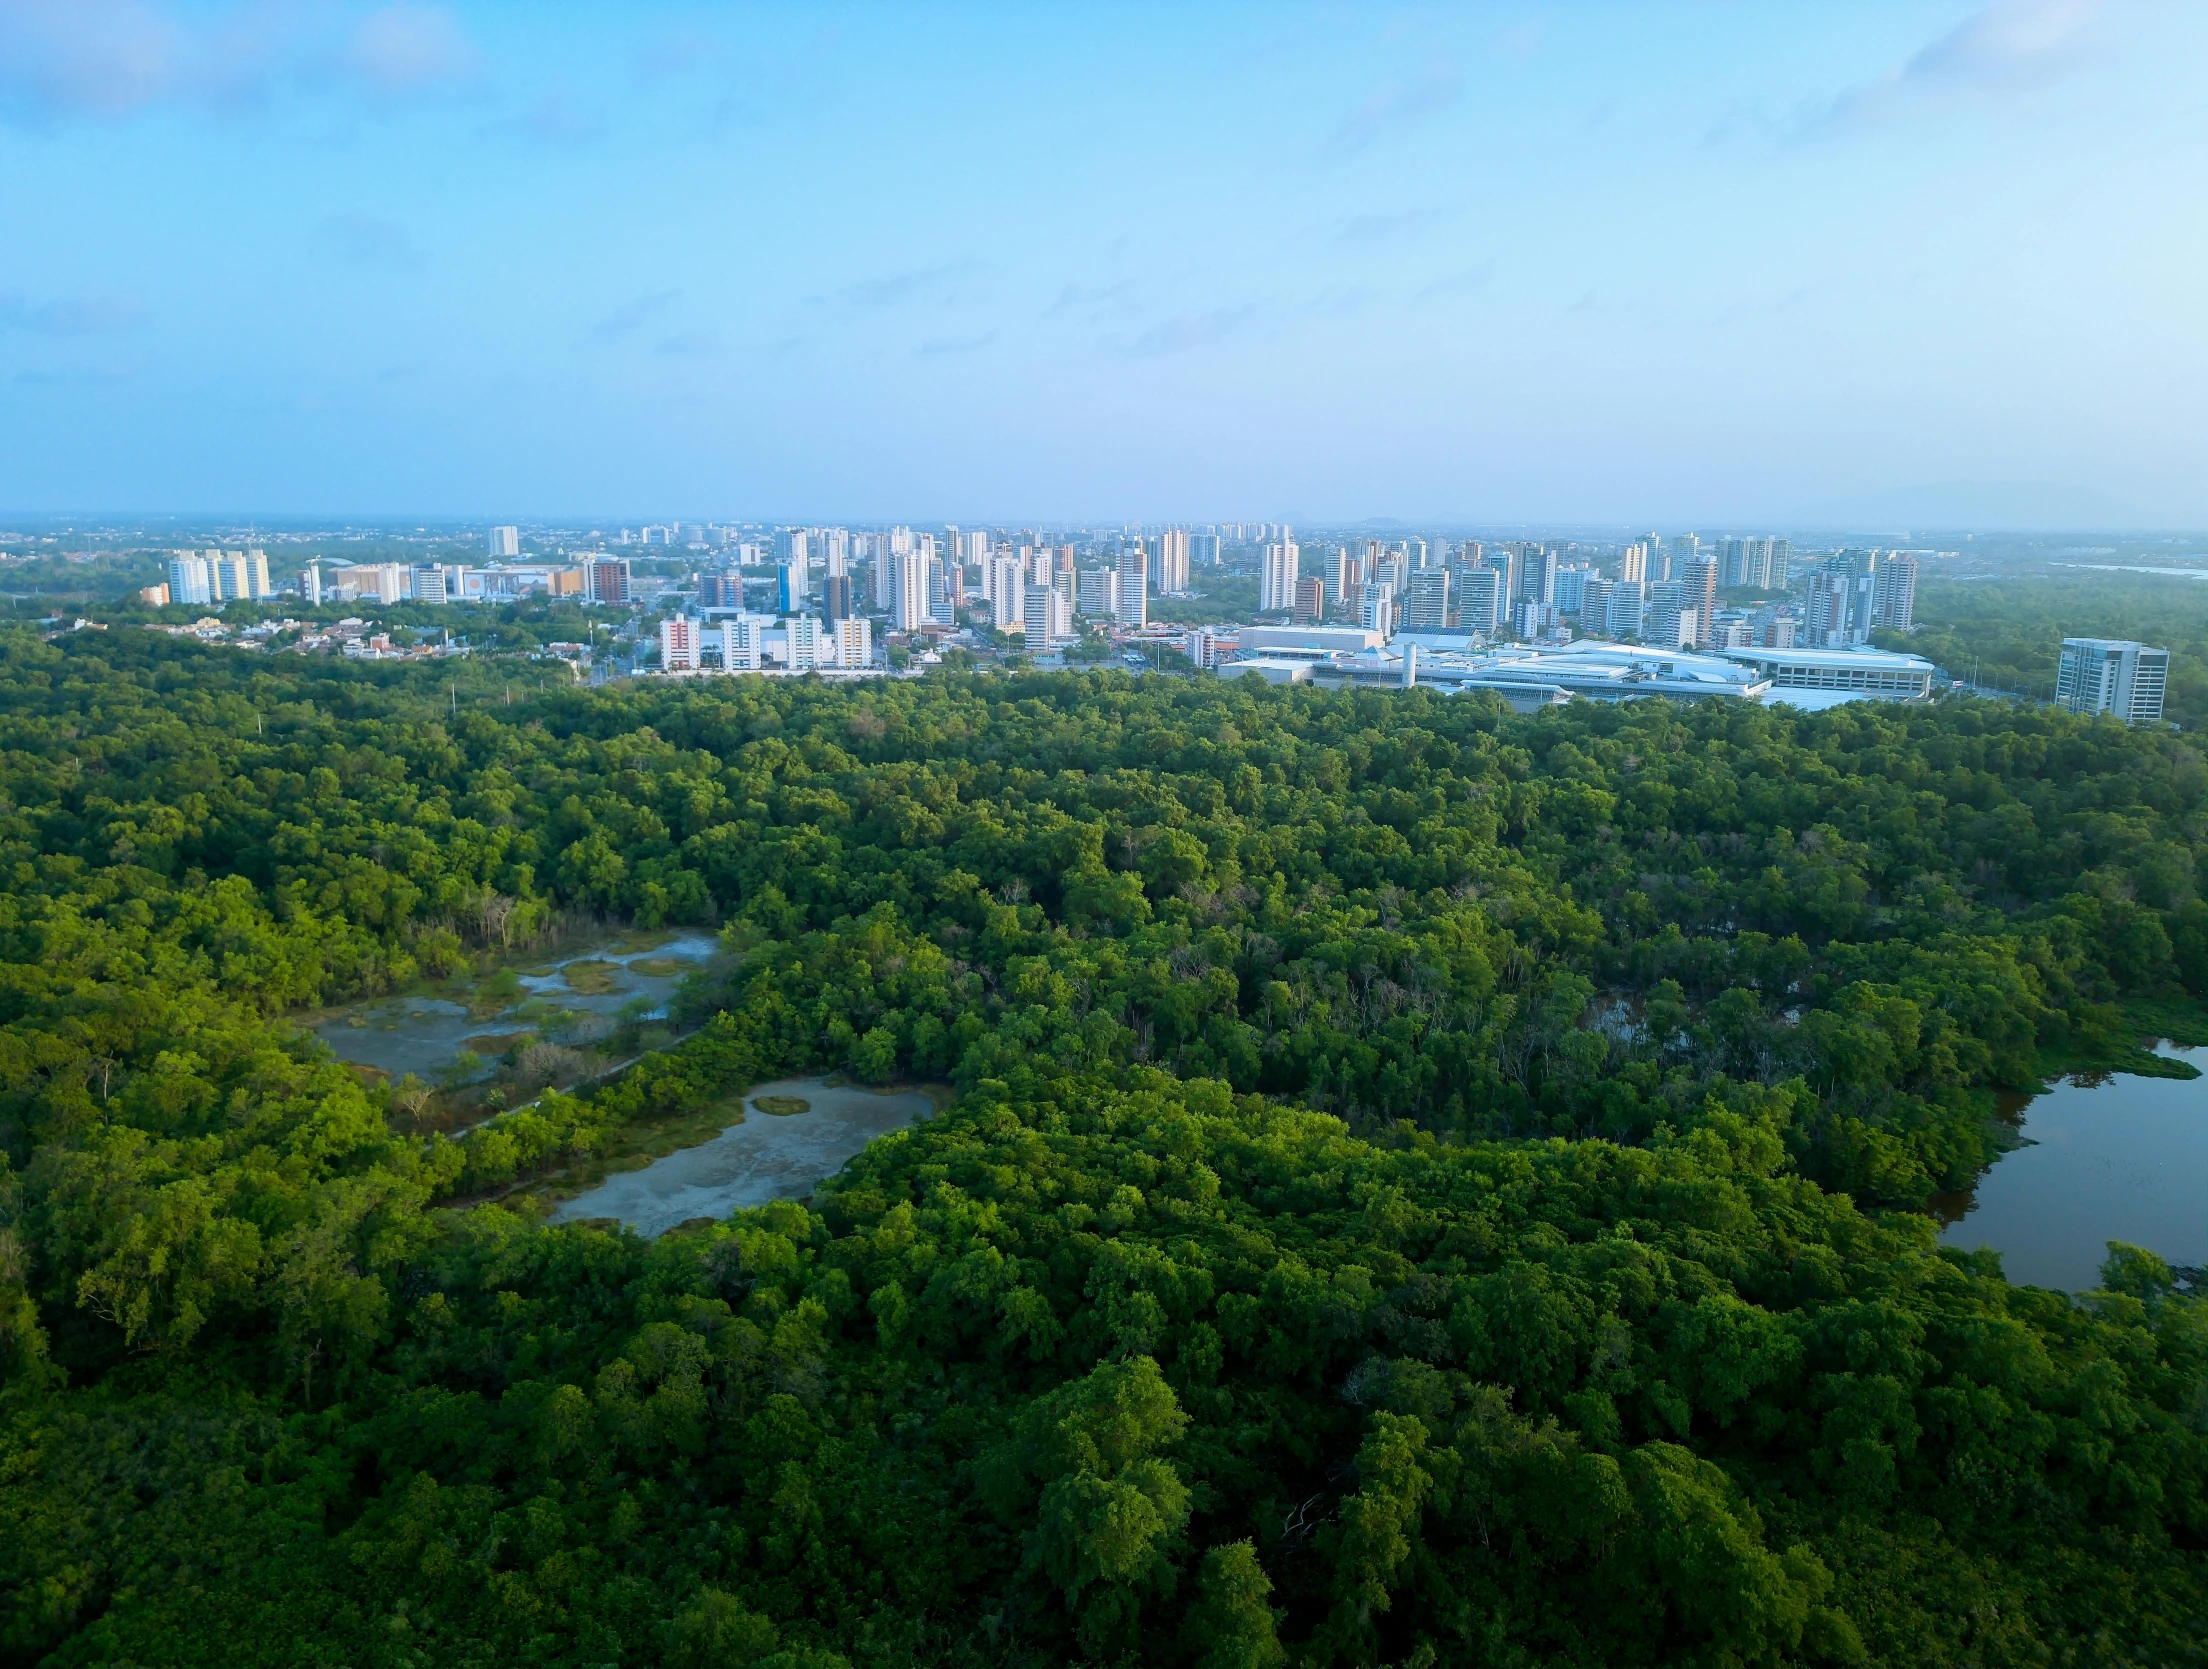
[2056,639,2168,725]
[659,616,699,671]
[1022,580,1073,647]
[721,617,762,671]
[490,526,520,558]
[833,616,873,668]
[413,566,450,605]
[200,550,244,601]
[1521,547,1557,608]
[1802,561,1877,647]
[1115,548,1147,628]
[1717,536,1785,589]
[890,549,930,632]
[1259,538,1301,613]
[1156,529,1190,595]
[1404,568,1449,630]
[302,564,323,607]
[1076,568,1120,619]
[1873,553,1918,629]
[341,563,408,604]
[987,554,1025,629]
[167,552,213,606]
[1457,566,1501,636]
[786,614,821,671]
[1359,583,1395,637]
[1553,566,1591,617]
[1644,582,1697,647]
[1604,583,1645,640]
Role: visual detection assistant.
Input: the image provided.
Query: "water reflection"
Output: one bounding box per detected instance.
[1937,1044,2208,1291]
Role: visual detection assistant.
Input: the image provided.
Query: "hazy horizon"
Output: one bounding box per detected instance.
[4,1,2202,527]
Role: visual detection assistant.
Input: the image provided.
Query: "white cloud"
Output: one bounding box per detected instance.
[915,331,995,359]
[0,0,477,124]
[1329,207,1449,247]
[592,291,680,342]
[0,286,146,335]
[1323,66,1458,159]
[1124,306,1254,358]
[654,329,722,358]
[343,2,477,99]
[834,261,981,309]
[0,0,198,121]
[1812,0,2100,133]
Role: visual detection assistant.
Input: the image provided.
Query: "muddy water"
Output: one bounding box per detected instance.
[547,1077,935,1238]
[1937,1044,2208,1291]
[307,929,718,1082]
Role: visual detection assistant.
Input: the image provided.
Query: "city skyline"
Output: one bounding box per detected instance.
[3,1,2204,527]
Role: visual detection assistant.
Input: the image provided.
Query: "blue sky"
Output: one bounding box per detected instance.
[2,0,2202,527]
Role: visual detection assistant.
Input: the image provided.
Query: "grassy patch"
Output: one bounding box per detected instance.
[603,930,678,959]
[2121,993,2208,1048]
[626,957,690,978]
[751,1094,811,1116]
[2036,993,2208,1082]
[2037,1041,2203,1082]
[468,968,525,1017]
[495,1094,750,1213]
[562,959,621,995]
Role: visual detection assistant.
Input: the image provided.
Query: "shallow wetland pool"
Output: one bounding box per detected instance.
[546,1076,938,1237]
[305,929,718,1082]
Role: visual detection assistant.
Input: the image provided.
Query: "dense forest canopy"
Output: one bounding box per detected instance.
[0,625,2202,1666]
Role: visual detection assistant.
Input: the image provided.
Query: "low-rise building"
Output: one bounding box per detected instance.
[1717,644,1936,702]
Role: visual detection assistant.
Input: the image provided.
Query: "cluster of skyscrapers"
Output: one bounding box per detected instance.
[732,526,1207,640]
[295,554,632,608]
[650,522,1241,676]
[1254,530,1917,652]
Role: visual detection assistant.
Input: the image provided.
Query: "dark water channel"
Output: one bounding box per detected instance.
[1936,1044,2208,1291]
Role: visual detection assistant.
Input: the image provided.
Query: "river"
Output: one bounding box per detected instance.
[1936,1044,2208,1290]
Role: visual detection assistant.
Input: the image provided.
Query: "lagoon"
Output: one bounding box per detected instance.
[1937,1044,2208,1291]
